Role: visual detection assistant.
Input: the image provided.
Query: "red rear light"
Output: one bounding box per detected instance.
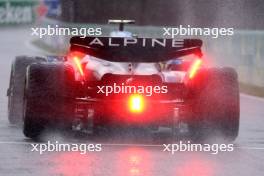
[188,58,202,79]
[128,94,145,113]
[73,56,84,76]
[68,51,86,76]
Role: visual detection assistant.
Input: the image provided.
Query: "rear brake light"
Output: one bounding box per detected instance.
[128,94,145,113]
[188,59,202,79]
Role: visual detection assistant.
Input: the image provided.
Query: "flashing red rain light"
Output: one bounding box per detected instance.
[128,94,145,113]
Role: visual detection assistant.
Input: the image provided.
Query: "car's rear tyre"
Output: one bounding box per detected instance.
[189,67,240,142]
[7,56,45,125]
[23,63,76,139]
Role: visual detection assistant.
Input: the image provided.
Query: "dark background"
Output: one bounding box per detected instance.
[60,0,264,29]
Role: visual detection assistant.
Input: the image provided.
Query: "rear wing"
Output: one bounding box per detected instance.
[70,36,203,62]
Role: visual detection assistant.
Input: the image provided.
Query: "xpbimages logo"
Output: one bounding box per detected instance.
[97,83,168,96]
[31,141,102,154]
[163,141,234,154]
[163,25,234,38]
[31,25,102,38]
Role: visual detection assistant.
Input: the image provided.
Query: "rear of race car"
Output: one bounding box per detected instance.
[7,34,239,141]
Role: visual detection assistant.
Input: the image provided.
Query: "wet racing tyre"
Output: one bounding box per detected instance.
[23,63,76,139]
[7,56,45,124]
[189,67,240,142]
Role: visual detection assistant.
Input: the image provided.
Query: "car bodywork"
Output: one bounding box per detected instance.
[61,36,204,128]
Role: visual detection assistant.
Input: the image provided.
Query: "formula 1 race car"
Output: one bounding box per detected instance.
[7,20,239,141]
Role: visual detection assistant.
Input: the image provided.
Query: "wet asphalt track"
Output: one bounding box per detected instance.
[0,27,264,176]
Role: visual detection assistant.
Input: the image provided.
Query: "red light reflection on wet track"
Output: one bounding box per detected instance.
[115,147,152,176]
[45,146,217,176]
[50,152,98,176]
[175,154,216,176]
